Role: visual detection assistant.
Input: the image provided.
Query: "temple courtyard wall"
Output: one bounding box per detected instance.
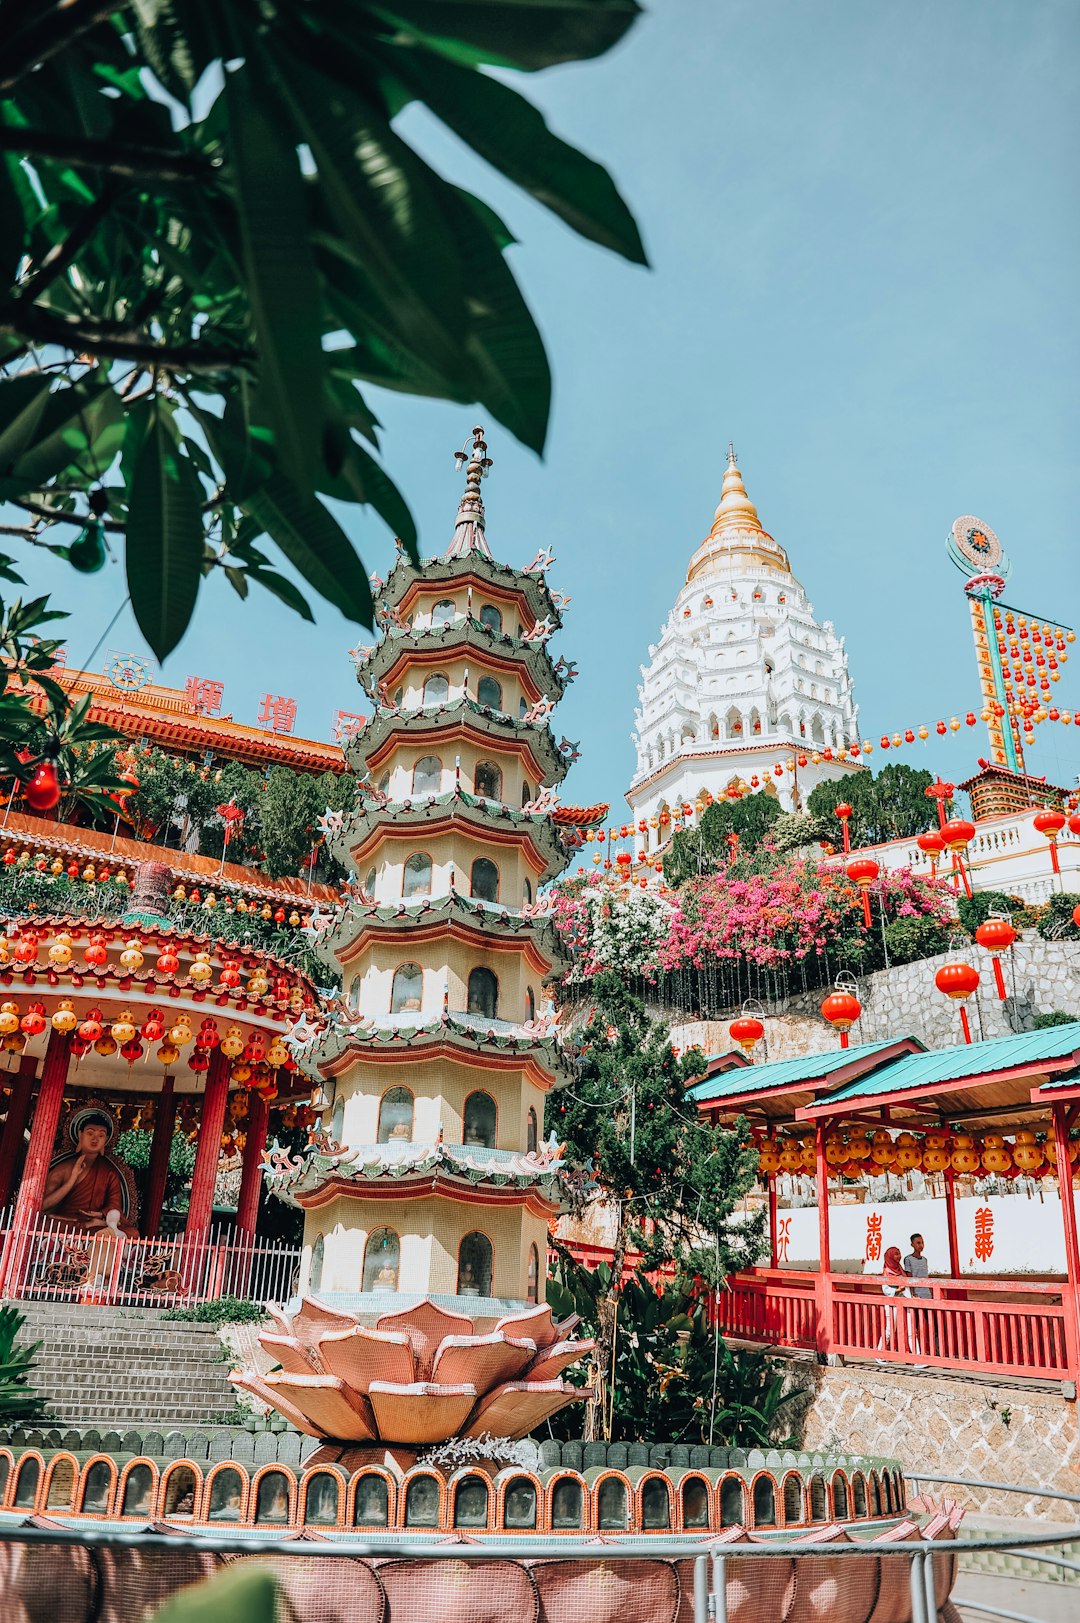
[664,936,1080,1060]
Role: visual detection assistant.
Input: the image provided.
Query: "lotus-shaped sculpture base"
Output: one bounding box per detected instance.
[232,1296,593,1450]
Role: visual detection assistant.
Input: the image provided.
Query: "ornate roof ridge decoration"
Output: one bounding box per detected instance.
[375,549,565,633]
[308,891,570,972]
[355,615,574,700]
[288,1002,572,1085]
[325,788,572,879]
[262,1131,587,1205]
[344,694,572,781]
[230,1293,594,1445]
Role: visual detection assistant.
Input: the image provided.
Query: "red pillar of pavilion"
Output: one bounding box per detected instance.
[235,1088,269,1239]
[143,1074,177,1238]
[184,1050,230,1245]
[814,1122,833,1356]
[0,1055,38,1212]
[767,1177,779,1270]
[0,1030,72,1295]
[943,1165,962,1279]
[1052,1104,1080,1378]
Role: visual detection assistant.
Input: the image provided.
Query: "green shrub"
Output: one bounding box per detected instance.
[0,1306,47,1424]
[1032,1011,1077,1030]
[1036,894,1080,942]
[161,1297,268,1325]
[883,915,952,965]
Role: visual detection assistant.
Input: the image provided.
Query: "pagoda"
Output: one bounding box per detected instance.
[249,431,589,1380]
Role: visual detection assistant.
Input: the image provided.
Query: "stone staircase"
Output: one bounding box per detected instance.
[15,1302,242,1427]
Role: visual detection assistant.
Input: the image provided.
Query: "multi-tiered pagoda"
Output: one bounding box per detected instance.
[269,432,584,1334]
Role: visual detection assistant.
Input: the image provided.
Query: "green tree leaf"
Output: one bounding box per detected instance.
[367,0,642,71]
[153,1566,278,1623]
[125,407,205,658]
[225,67,324,492]
[242,474,374,629]
[380,48,647,262]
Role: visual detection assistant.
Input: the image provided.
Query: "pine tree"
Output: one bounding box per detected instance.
[549,971,766,1439]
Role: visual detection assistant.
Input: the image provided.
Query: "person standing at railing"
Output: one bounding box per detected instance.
[903,1233,932,1299]
[876,1247,909,1358]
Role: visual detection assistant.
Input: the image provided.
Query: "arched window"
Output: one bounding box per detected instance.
[752,1475,776,1527]
[720,1476,745,1527]
[503,1477,537,1529]
[478,603,503,633]
[423,673,449,706]
[467,966,498,1019]
[470,857,499,902]
[363,866,376,897]
[378,1087,414,1144]
[682,1477,710,1528]
[412,755,442,794]
[525,986,536,1022]
[474,760,502,800]
[463,1090,496,1147]
[163,1465,197,1519]
[309,1233,324,1294]
[597,1477,628,1530]
[391,962,423,1014]
[405,1475,440,1527]
[527,1243,539,1303]
[809,1475,827,1520]
[782,1473,803,1525]
[852,1473,868,1518]
[402,851,432,898]
[349,974,362,1012]
[521,779,533,807]
[453,1475,489,1528]
[523,877,533,905]
[431,599,455,625]
[869,1474,882,1516]
[378,770,390,795]
[641,1478,670,1529]
[79,1460,113,1514]
[457,1231,492,1296]
[526,1109,538,1153]
[255,1470,291,1524]
[551,1477,583,1529]
[363,1227,400,1292]
[208,1467,245,1523]
[477,675,502,710]
[120,1464,153,1518]
[352,1473,389,1527]
[303,1472,341,1526]
[331,1096,345,1143]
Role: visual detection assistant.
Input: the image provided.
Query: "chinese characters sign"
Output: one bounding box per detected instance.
[864,1212,883,1262]
[258,694,297,734]
[974,1206,994,1261]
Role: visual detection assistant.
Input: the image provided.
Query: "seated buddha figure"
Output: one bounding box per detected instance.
[41,1108,139,1238]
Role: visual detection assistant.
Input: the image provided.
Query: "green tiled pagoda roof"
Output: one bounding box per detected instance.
[689,1038,914,1104]
[811,1023,1080,1109]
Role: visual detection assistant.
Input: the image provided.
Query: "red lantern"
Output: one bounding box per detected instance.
[835,803,853,854]
[77,1008,103,1043]
[13,935,37,965]
[729,1015,765,1057]
[156,948,180,977]
[20,1001,46,1036]
[845,857,879,928]
[23,761,61,811]
[821,991,862,1048]
[940,817,976,899]
[935,961,980,1044]
[975,918,1017,1000]
[141,1010,166,1042]
[1033,808,1066,876]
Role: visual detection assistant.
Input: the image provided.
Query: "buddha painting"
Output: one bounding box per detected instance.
[41,1105,138,1239]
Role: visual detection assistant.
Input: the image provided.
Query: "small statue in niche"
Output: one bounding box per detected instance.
[41,1104,139,1238]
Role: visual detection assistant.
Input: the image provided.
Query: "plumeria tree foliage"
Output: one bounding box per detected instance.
[0,0,646,657]
[550,971,765,1439]
[806,764,938,847]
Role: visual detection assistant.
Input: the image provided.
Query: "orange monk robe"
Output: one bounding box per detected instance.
[48,1156,139,1238]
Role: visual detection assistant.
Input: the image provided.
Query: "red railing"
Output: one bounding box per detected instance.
[0,1217,301,1309]
[718,1267,1077,1382]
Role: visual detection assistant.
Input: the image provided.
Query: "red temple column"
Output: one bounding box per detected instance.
[942,1165,961,1279]
[235,1088,270,1239]
[185,1050,230,1245]
[0,1030,72,1295]
[0,1055,37,1212]
[814,1122,833,1356]
[768,1176,778,1269]
[1052,1104,1080,1380]
[143,1074,176,1239]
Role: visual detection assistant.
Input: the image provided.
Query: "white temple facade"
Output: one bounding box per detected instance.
[628,448,863,837]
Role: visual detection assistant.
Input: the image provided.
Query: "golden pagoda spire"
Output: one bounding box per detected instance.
[685,441,790,582]
[709,442,764,537]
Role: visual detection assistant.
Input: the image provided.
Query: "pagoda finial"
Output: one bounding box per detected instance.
[446,426,494,560]
[727,440,737,467]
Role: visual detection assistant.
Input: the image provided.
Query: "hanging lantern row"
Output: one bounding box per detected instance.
[0,929,313,1012]
[757,1125,1079,1182]
[0,847,314,929]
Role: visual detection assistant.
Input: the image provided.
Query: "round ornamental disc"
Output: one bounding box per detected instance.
[949,514,1004,574]
[106,652,151,691]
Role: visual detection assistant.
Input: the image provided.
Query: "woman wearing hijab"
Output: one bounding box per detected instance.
[876,1246,909,1358]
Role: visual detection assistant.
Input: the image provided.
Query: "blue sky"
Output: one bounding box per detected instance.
[11,0,1080,813]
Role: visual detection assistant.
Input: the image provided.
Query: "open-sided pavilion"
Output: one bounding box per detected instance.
[690,1023,1080,1389]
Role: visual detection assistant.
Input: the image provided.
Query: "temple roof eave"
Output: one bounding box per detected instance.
[378,553,563,633]
[291,1012,573,1089]
[312,894,571,973]
[345,698,569,788]
[355,619,567,702]
[262,1140,580,1213]
[328,792,572,884]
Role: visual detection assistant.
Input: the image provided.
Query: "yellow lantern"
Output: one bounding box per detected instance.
[156,1042,180,1066]
[871,1129,894,1167]
[266,1037,289,1068]
[119,938,144,973]
[188,952,214,985]
[94,1034,117,1057]
[895,1133,922,1171]
[248,970,270,996]
[3,1032,26,1053]
[288,911,300,927]
[0,1002,21,1036]
[50,858,63,876]
[231,1061,252,1084]
[168,1017,193,1047]
[1012,1129,1044,1174]
[779,1140,803,1174]
[758,1140,782,1177]
[950,1133,981,1174]
[48,932,74,967]
[173,885,187,901]
[824,1134,849,1167]
[923,1145,950,1173]
[260,905,272,921]
[51,999,78,1034]
[82,864,96,882]
[111,1008,137,1045]
[220,1025,245,1058]
[981,1142,1012,1174]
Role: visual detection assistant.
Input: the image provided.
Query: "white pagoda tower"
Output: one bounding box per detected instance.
[627,446,862,838]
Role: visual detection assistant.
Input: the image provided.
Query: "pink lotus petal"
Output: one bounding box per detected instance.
[317,1326,415,1389]
[431,1333,536,1390]
[376,1300,475,1380]
[288,1294,361,1348]
[257,1332,321,1375]
[524,1338,594,1384]
[462,1379,585,1439]
[493,1303,558,1349]
[261,1371,377,1442]
[366,1381,478,1445]
[228,1369,323,1438]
